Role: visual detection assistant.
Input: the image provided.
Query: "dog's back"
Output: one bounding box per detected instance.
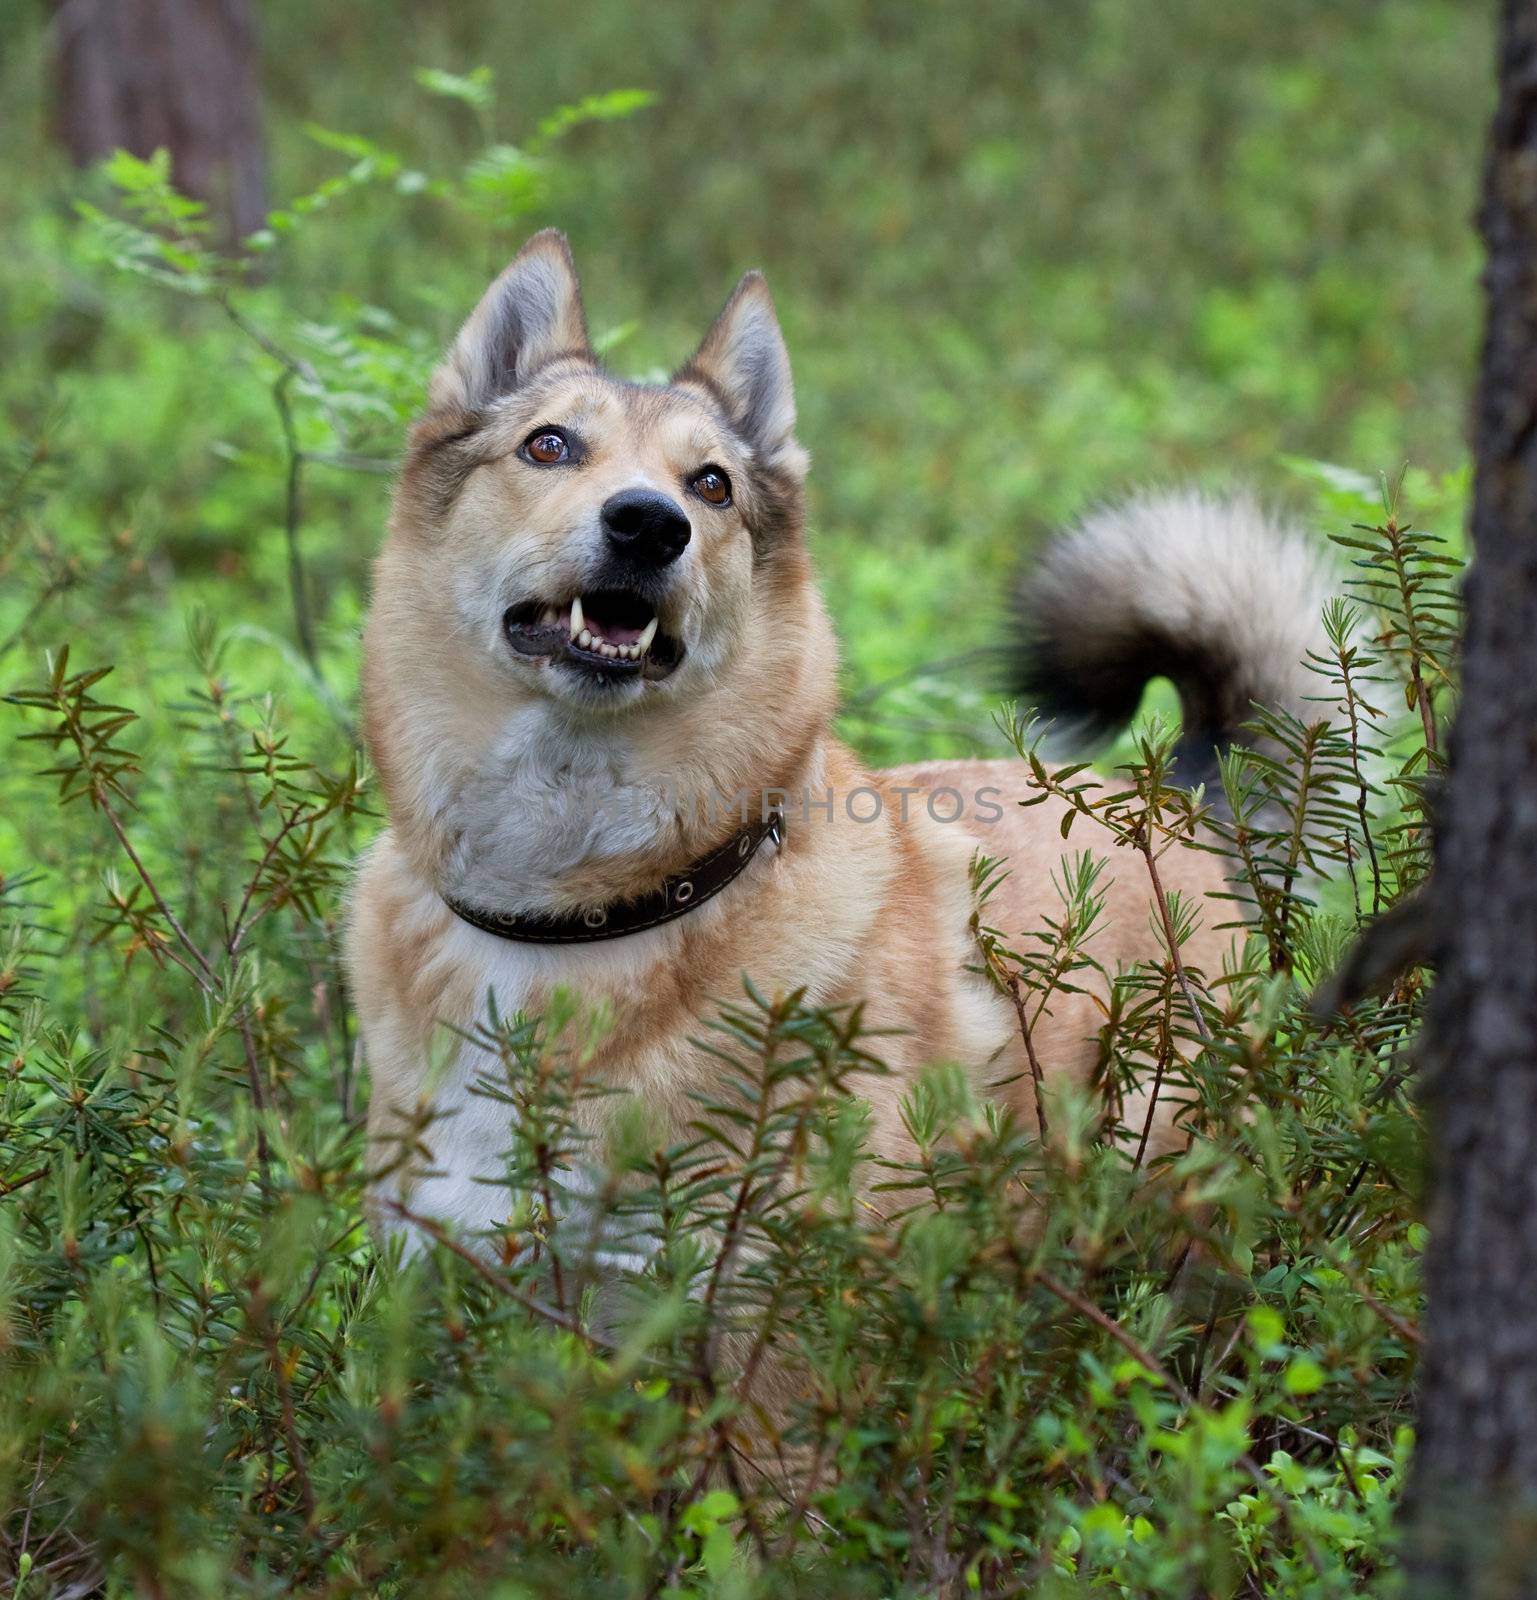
[874,490,1338,1150]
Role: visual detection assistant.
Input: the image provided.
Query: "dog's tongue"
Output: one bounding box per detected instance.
[586,611,647,646]
[563,597,652,647]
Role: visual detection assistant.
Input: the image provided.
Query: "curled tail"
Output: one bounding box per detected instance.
[1009,489,1336,784]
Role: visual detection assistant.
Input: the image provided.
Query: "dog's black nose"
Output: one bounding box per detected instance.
[600,489,691,567]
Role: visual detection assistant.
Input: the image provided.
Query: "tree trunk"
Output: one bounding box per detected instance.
[1403,3,1537,1595]
[51,0,267,243]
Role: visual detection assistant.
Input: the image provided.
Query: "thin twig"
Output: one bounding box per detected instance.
[0,571,76,664]
[236,1010,273,1180]
[999,962,1049,1142]
[1336,643,1385,917]
[253,1295,319,1527]
[96,794,216,987]
[272,371,319,675]
[1381,518,1440,760]
[1132,971,1177,1170]
[386,1200,616,1350]
[1137,831,1212,1044]
[1335,1261,1423,1348]
[226,801,308,958]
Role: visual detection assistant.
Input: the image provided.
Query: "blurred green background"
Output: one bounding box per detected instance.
[0,0,1490,771]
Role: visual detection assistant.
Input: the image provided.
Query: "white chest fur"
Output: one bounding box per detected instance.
[354,831,747,1265]
[424,705,699,912]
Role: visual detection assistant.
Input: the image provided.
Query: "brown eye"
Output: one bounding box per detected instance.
[690,467,731,507]
[524,429,569,465]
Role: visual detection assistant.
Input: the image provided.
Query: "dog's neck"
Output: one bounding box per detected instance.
[405,698,826,917]
[368,559,840,919]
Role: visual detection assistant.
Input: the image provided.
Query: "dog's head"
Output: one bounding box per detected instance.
[366,232,835,879]
[385,230,813,714]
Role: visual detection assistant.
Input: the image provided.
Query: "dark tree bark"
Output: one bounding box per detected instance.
[1404,4,1537,1595]
[51,0,267,243]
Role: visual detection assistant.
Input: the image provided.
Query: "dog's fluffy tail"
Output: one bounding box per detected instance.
[1009,489,1336,783]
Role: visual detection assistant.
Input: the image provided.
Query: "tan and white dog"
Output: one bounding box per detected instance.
[345,230,1334,1250]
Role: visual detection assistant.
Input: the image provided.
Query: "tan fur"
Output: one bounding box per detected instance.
[345,233,1234,1256]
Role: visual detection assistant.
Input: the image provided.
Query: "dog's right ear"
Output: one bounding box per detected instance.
[428,230,591,412]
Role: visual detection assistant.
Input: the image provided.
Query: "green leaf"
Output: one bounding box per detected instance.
[701,1523,735,1578]
[1284,1357,1326,1395]
[1246,1305,1285,1353]
[532,89,658,148]
[415,65,495,111]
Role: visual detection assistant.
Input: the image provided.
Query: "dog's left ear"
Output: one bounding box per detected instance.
[677,272,807,478]
[429,229,591,412]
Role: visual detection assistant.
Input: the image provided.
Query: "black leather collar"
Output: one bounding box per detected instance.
[443,811,784,944]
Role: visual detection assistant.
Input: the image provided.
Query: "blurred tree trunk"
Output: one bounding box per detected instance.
[1403,2,1537,1595]
[50,0,267,243]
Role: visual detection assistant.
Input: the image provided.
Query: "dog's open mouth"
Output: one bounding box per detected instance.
[503,590,684,682]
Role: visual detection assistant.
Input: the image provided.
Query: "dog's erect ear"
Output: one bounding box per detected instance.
[429,230,591,412]
[676,272,805,476]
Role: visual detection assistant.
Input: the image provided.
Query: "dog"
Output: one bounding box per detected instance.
[345,229,1335,1257]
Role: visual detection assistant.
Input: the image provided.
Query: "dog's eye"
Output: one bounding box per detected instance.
[690,467,732,507]
[524,429,570,465]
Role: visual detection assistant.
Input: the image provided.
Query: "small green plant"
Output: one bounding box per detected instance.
[0,486,1446,1593]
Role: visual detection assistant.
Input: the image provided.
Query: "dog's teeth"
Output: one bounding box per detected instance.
[541,606,558,627]
[636,617,659,654]
[569,597,585,640]
[577,628,594,649]
[621,643,638,659]
[599,641,618,658]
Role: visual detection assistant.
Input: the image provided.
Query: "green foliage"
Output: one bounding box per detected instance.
[0,3,1484,1592]
[0,482,1452,1594]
